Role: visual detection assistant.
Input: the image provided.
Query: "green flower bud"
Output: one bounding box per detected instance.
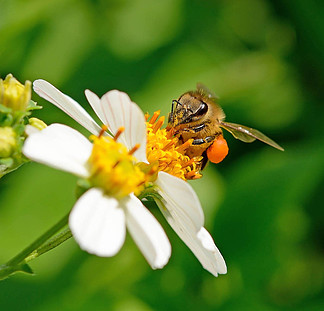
[0,74,31,112]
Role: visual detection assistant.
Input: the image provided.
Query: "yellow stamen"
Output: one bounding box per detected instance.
[149,110,160,124]
[176,139,193,153]
[114,126,125,141]
[185,171,202,180]
[129,144,140,155]
[152,116,165,134]
[181,158,195,168]
[99,125,108,137]
[162,139,176,151]
[166,127,175,139]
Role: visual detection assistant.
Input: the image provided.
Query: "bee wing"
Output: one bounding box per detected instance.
[219,121,284,151]
[196,83,219,101]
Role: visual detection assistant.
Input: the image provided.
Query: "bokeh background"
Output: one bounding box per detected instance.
[1,0,324,310]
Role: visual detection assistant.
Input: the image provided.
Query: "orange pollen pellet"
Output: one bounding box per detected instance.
[153,116,165,133]
[176,139,193,153]
[149,110,160,124]
[99,125,108,137]
[129,144,140,155]
[114,126,125,141]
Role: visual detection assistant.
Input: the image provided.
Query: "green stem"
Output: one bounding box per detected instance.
[0,212,70,280]
[25,227,72,262]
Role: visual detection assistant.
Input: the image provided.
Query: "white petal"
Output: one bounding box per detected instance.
[100,90,147,162]
[124,194,171,269]
[85,89,107,129]
[23,123,92,177]
[33,79,102,135]
[25,124,40,136]
[155,199,226,276]
[197,228,227,274]
[155,171,204,231]
[69,188,126,257]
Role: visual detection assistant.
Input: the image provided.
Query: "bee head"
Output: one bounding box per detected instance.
[169,92,208,126]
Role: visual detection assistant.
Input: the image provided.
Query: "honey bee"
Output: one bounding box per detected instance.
[168,84,284,170]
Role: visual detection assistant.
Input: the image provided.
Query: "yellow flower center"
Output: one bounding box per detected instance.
[88,128,147,199]
[87,109,202,198]
[145,111,202,180]
[0,74,31,112]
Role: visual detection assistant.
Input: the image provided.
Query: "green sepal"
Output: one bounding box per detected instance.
[0,112,13,126]
[0,104,12,114]
[26,100,42,111]
[138,184,163,202]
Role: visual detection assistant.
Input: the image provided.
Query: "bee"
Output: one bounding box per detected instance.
[168,84,284,170]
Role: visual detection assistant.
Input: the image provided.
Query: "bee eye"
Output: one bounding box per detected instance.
[195,102,208,116]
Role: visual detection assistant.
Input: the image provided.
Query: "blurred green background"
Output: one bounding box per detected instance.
[1,0,324,310]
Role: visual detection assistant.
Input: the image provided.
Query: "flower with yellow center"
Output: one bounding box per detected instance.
[26,80,227,276]
[0,74,31,112]
[23,122,171,267]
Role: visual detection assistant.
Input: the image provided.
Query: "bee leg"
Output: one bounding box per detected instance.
[192,136,215,145]
[181,123,206,134]
[192,123,206,133]
[192,138,205,145]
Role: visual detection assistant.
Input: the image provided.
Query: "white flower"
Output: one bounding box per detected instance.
[23,122,171,269]
[28,79,227,276]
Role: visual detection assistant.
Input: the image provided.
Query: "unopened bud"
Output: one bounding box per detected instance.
[0,74,31,112]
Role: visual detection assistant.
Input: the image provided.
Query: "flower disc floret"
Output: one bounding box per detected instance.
[145,111,202,180]
[88,135,146,199]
